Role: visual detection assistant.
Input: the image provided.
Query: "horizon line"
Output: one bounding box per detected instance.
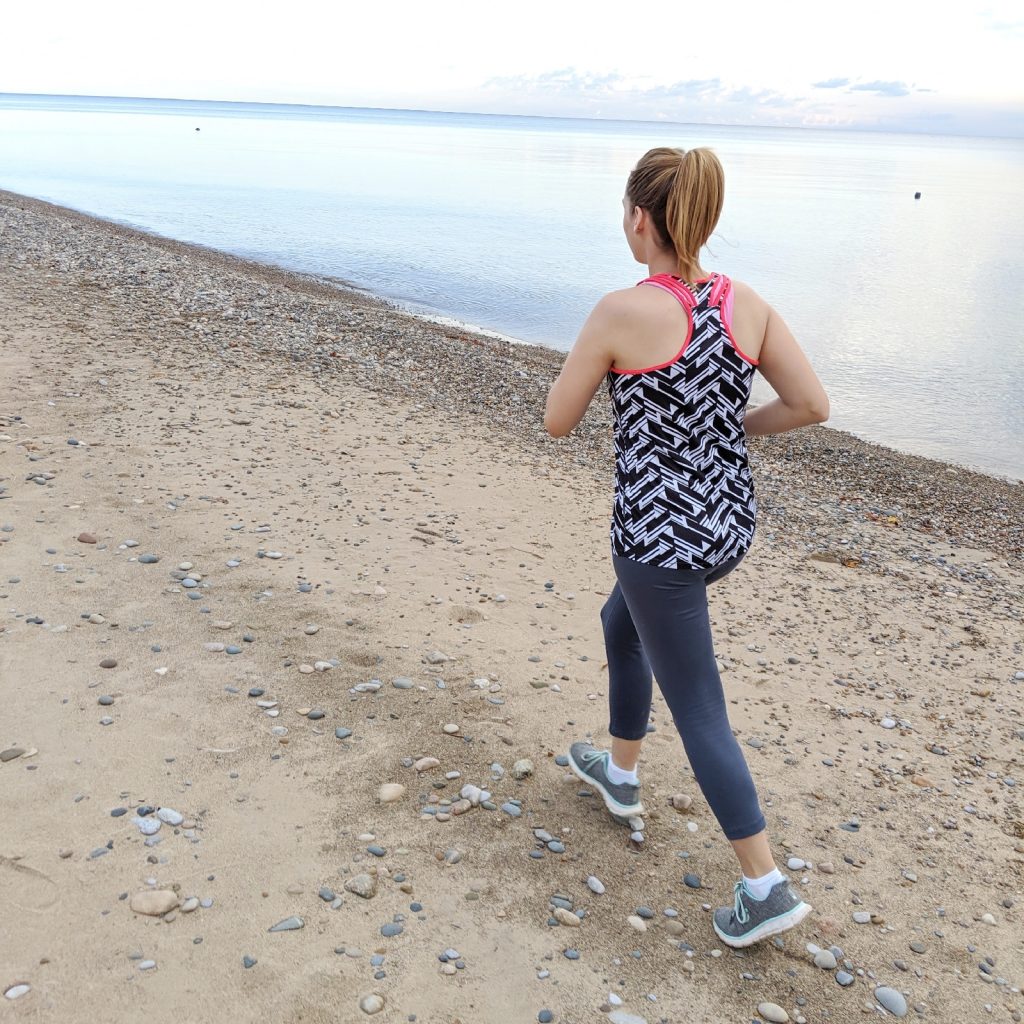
[1,90,1021,141]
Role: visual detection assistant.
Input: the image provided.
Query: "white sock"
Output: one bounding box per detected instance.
[606,758,638,786]
[742,867,785,901]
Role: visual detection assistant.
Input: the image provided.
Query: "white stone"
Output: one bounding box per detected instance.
[129,890,178,916]
[757,1003,790,1023]
[378,784,406,803]
[627,914,647,932]
[4,985,30,1000]
[157,807,184,826]
[359,993,385,1014]
[133,816,161,836]
[442,723,460,735]
[587,875,606,894]
[608,1011,649,1024]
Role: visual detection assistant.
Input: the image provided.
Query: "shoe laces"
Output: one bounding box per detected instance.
[731,881,751,926]
[580,748,605,767]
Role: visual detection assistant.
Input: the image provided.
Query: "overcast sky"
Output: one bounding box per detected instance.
[3,0,1021,135]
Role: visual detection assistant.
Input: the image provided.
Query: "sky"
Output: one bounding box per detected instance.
[3,0,1022,136]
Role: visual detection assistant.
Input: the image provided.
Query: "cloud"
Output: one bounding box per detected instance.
[482,70,791,109]
[812,77,851,89]
[849,80,912,97]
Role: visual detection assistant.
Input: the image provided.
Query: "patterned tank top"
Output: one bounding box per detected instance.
[608,272,758,570]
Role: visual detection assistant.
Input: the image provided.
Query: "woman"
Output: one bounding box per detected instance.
[545,146,829,948]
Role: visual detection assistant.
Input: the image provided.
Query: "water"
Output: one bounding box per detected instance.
[1,93,1022,481]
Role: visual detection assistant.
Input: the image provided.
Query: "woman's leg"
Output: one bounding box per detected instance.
[601,582,653,762]
[611,554,768,845]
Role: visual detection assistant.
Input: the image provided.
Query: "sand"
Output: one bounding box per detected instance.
[1,190,1022,1024]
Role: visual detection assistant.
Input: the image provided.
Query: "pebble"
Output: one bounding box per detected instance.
[874,986,908,1017]
[909,940,927,953]
[813,950,838,970]
[181,897,200,913]
[836,971,855,986]
[268,916,304,932]
[608,1012,648,1024]
[414,757,440,772]
[554,908,580,928]
[587,875,605,894]
[562,949,580,960]
[335,727,353,740]
[99,658,117,669]
[442,723,460,734]
[0,748,25,762]
[538,1012,553,1023]
[359,994,385,1015]
[378,783,406,803]
[380,922,403,937]
[138,960,157,971]
[242,956,257,969]
[344,874,377,899]
[392,677,414,689]
[157,807,184,826]
[626,915,647,932]
[683,873,701,889]
[513,758,534,779]
[852,911,872,924]
[129,890,178,916]
[4,985,30,1000]
[786,857,806,871]
[758,1003,790,1023]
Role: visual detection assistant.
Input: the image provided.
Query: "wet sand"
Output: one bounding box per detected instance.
[1,190,1022,1024]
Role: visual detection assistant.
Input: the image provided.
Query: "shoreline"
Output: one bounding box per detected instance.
[2,183,1022,1024]
[6,192,1024,499]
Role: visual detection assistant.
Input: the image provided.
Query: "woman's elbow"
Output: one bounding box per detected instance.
[806,394,829,424]
[544,412,568,438]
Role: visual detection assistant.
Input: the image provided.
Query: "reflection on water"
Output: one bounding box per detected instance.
[1,95,1021,479]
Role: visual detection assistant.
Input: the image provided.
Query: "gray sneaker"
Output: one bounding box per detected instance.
[713,877,812,948]
[567,742,643,818]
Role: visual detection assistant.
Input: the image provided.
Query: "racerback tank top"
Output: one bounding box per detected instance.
[607,272,758,570]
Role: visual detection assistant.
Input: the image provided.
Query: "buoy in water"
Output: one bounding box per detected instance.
[195,127,201,132]
[914,191,921,199]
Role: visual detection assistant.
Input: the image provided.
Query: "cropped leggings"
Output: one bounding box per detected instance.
[602,552,766,841]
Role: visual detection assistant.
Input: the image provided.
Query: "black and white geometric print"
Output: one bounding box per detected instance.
[608,273,757,570]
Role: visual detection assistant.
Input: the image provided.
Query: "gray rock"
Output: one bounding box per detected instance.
[392,677,415,689]
[335,727,353,740]
[836,971,855,986]
[242,956,257,969]
[814,949,838,969]
[874,986,908,1017]
[344,874,377,899]
[757,1003,789,1023]
[380,922,403,937]
[268,916,304,932]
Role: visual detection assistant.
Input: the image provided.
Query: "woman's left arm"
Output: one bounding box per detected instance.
[544,296,618,437]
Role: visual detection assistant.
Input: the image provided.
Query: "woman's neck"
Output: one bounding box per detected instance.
[646,252,707,282]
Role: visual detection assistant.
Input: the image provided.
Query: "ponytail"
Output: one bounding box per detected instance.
[626,146,725,281]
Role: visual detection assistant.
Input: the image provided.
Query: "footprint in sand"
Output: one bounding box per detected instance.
[0,855,59,912]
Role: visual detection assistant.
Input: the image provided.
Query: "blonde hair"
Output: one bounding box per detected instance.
[626,147,725,282]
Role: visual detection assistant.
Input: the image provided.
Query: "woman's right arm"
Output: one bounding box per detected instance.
[743,304,829,437]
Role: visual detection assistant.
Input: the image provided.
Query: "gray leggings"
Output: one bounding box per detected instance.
[603,552,766,841]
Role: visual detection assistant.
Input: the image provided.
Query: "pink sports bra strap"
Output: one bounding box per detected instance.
[637,274,697,310]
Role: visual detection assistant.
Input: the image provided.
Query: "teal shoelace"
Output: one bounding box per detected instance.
[731,881,751,925]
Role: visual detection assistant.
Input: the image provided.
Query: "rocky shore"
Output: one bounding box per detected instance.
[1,190,1022,1024]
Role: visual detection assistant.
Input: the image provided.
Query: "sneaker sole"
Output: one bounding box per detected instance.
[566,750,644,818]
[713,900,813,948]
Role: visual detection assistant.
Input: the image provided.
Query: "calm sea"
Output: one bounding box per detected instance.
[1,94,1021,480]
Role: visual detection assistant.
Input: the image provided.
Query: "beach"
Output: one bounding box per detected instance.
[1,189,1022,1023]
